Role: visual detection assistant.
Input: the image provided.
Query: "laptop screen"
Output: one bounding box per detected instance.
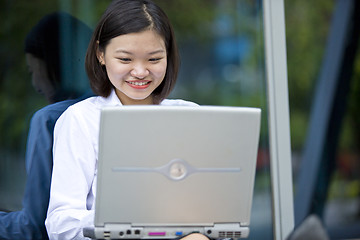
[93,106,261,239]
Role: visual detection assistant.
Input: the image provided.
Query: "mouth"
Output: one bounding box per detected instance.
[126,80,151,89]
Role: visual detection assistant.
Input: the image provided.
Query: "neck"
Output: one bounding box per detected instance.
[115,90,154,105]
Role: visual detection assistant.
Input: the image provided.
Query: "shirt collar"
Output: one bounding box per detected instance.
[108,89,123,106]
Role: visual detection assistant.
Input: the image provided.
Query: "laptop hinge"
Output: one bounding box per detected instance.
[213,223,242,229]
[240,221,249,227]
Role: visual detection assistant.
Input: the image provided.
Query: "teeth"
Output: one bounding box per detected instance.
[129,81,148,86]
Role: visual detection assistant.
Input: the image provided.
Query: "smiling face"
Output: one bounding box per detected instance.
[97,30,167,105]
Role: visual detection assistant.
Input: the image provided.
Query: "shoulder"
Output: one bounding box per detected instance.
[160,99,199,107]
[30,99,81,126]
[54,95,105,132]
[61,96,102,117]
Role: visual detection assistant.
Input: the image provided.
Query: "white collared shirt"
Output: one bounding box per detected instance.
[45,90,198,240]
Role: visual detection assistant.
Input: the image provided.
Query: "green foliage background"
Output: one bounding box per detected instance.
[285,0,335,150]
[0,0,359,233]
[0,0,359,208]
[285,0,360,155]
[0,0,358,159]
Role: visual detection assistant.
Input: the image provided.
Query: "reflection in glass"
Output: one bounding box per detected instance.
[158,0,273,239]
[0,0,273,239]
[0,9,92,210]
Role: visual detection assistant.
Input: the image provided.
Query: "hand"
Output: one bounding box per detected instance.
[180,233,209,240]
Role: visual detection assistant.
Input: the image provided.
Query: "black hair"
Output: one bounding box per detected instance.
[85,0,179,104]
[25,12,92,102]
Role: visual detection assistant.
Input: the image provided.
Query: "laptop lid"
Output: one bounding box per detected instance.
[93,106,261,239]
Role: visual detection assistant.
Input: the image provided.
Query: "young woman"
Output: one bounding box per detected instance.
[45,1,203,239]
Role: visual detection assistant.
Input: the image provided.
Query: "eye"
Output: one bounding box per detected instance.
[118,58,131,63]
[149,57,163,63]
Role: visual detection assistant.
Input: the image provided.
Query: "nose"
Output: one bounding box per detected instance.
[130,64,149,79]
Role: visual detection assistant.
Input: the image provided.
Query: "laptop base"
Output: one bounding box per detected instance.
[85,223,249,239]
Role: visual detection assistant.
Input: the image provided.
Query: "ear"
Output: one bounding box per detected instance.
[96,43,105,65]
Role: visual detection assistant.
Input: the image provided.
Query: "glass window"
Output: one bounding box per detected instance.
[0,0,277,239]
[158,1,273,238]
[286,0,360,238]
[0,0,104,211]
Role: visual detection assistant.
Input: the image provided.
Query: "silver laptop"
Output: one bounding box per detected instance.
[86,105,261,239]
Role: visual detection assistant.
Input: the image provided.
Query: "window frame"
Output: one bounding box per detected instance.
[263,0,295,238]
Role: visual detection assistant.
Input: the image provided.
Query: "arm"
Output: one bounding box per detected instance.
[45,106,97,240]
[0,106,61,240]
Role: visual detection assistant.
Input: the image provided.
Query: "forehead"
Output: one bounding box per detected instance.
[105,30,166,54]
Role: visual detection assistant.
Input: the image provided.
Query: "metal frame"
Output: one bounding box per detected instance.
[263,0,295,239]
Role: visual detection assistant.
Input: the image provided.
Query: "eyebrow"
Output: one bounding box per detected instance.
[115,49,166,55]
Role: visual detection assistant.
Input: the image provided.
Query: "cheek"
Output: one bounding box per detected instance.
[31,72,38,86]
[32,71,45,87]
[105,62,128,79]
[152,62,167,79]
